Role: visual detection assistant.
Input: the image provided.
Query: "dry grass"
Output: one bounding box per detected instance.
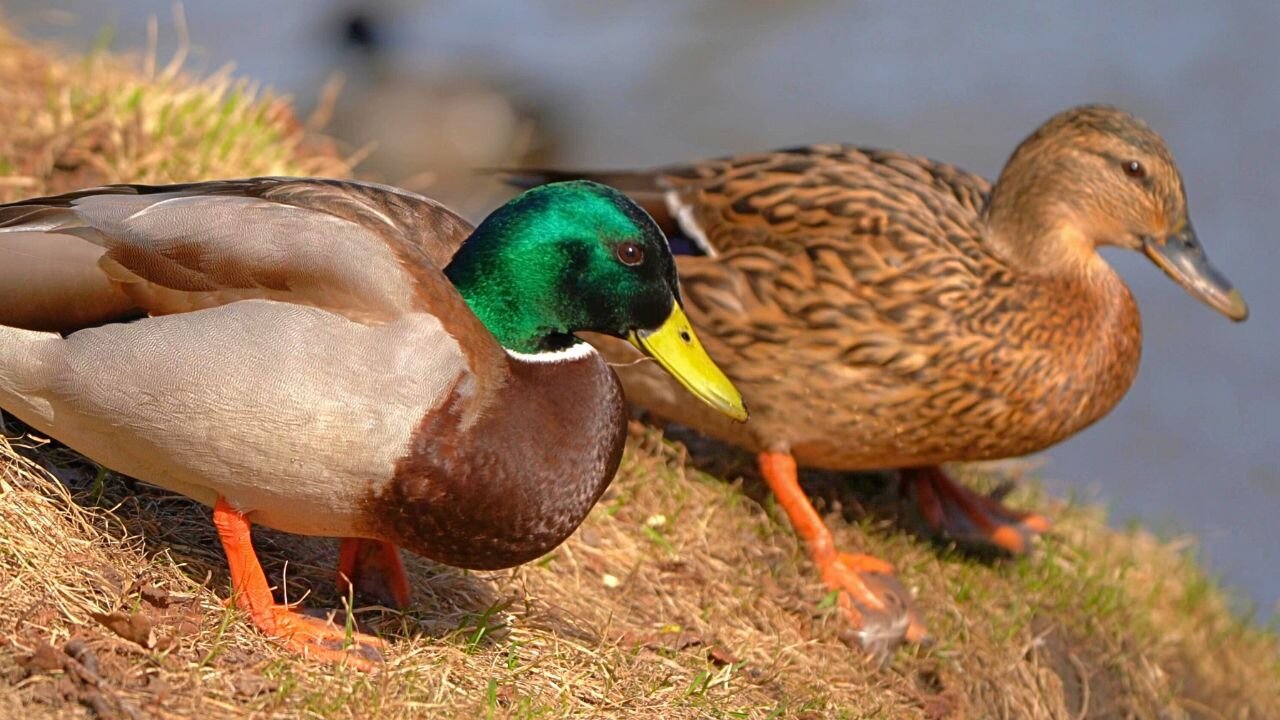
[0,21,1278,720]
[4,425,1280,720]
[0,19,346,201]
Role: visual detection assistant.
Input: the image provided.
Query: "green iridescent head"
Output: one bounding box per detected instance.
[445,180,746,421]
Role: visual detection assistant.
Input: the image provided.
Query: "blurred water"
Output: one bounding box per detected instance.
[6,1,1277,614]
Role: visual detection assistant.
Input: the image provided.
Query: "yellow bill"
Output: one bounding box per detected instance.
[628,303,748,422]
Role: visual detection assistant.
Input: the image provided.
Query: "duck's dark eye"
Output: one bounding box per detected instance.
[1123,160,1146,179]
[616,242,644,266]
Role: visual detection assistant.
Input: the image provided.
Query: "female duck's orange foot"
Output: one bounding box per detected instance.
[820,552,928,660]
[337,538,412,609]
[903,465,1051,555]
[757,452,927,659]
[260,605,386,671]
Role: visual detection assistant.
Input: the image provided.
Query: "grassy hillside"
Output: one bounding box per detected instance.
[0,25,1276,720]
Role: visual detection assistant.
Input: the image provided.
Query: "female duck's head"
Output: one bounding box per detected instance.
[986,104,1247,321]
[446,180,747,421]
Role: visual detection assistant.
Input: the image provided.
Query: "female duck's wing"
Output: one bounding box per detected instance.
[0,177,479,332]
[506,146,992,259]
[663,145,991,259]
[671,148,1007,393]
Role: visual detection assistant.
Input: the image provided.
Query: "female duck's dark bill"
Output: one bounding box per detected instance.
[628,304,749,422]
[1142,225,1248,321]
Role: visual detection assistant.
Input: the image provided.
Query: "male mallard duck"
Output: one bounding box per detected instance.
[506,105,1248,652]
[0,178,747,668]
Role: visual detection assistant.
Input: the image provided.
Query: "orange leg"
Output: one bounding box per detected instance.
[903,466,1051,555]
[758,452,926,655]
[212,498,386,670]
[337,538,412,610]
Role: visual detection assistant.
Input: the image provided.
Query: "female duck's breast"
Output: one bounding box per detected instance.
[364,350,627,570]
[920,268,1144,461]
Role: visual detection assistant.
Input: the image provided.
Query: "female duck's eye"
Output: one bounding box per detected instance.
[1123,160,1146,179]
[616,242,644,266]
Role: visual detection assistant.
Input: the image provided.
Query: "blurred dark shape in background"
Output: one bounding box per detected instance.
[340,9,377,51]
[318,4,555,211]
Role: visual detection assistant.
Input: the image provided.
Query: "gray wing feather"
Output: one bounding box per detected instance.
[0,178,476,330]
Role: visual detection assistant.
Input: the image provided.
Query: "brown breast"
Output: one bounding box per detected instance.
[831,262,1145,467]
[360,349,626,570]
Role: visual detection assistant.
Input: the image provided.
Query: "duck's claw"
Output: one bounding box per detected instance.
[337,538,412,609]
[821,552,927,662]
[905,466,1050,555]
[757,451,929,661]
[263,606,386,671]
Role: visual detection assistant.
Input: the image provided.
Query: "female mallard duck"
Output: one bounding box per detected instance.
[0,178,746,669]
[507,105,1248,653]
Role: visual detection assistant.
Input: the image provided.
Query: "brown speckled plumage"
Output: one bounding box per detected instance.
[509,105,1247,652]
[516,105,1248,470]
[621,143,1144,467]
[566,179,1127,480]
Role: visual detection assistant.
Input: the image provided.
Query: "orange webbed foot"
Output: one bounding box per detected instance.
[905,466,1050,555]
[338,538,413,610]
[260,605,386,671]
[212,497,388,671]
[819,552,928,660]
[758,451,928,659]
